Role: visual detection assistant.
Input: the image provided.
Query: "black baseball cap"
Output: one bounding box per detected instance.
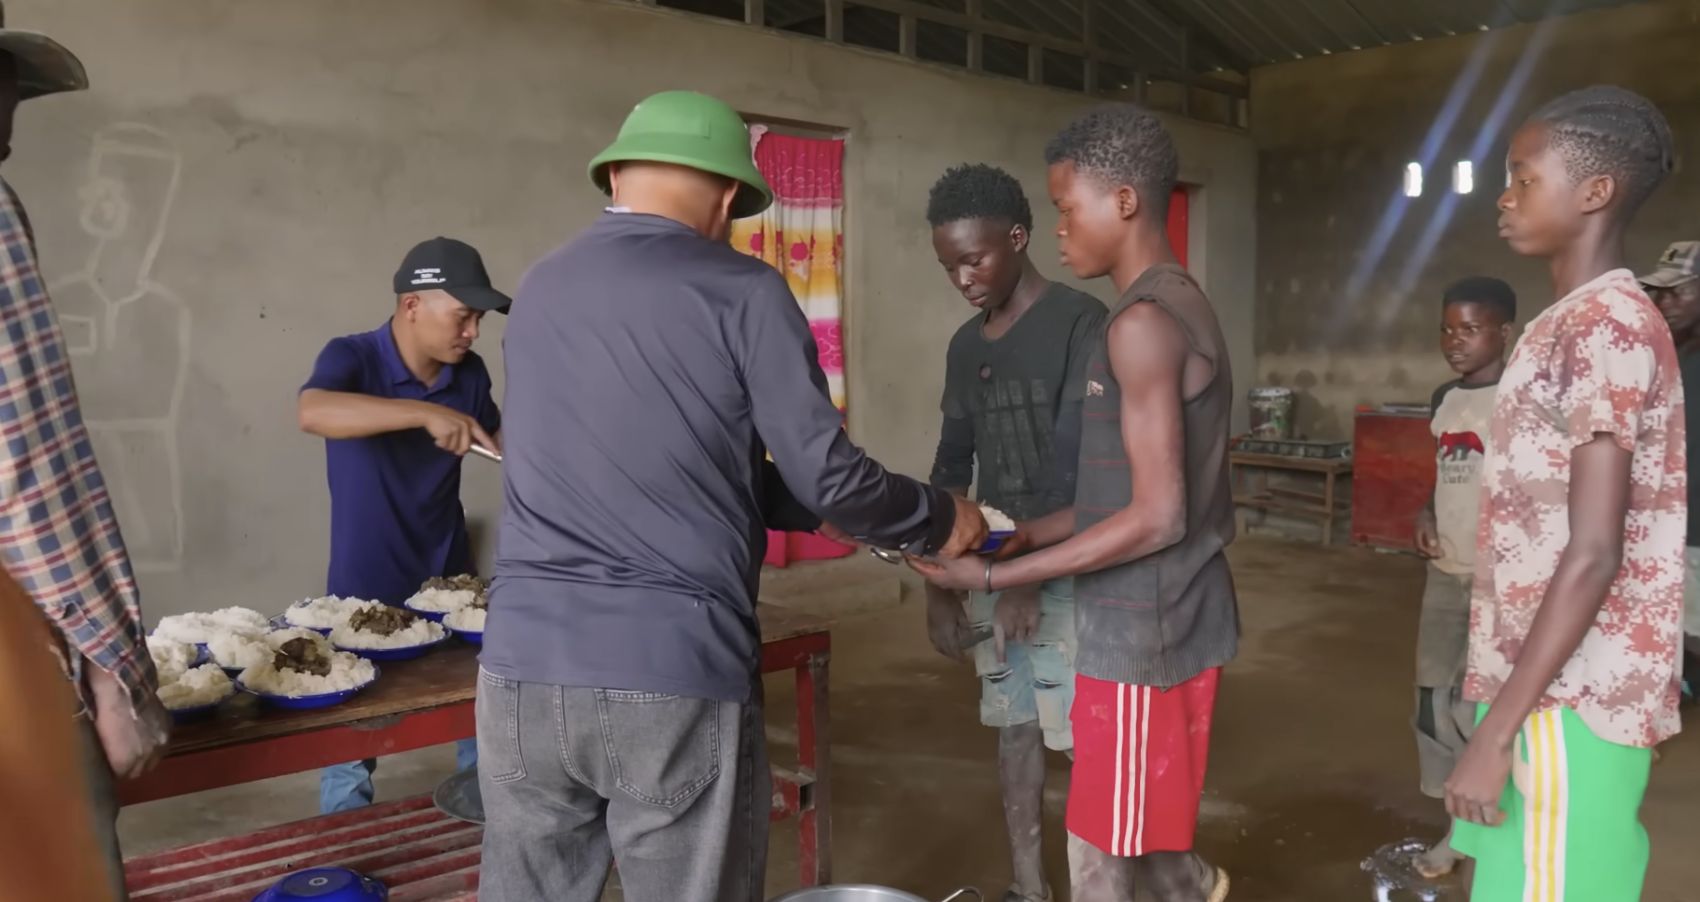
[393,237,511,314]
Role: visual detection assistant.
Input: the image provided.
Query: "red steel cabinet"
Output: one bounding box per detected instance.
[1350,410,1435,551]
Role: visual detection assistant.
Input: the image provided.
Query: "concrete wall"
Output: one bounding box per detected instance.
[1251,0,1700,440]
[9,0,1256,620]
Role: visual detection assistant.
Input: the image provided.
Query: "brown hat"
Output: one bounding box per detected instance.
[1639,241,1700,290]
[0,2,87,101]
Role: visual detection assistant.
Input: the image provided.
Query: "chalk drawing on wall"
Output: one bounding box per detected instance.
[50,124,191,572]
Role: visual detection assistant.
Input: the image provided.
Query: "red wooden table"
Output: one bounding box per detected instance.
[122,604,832,900]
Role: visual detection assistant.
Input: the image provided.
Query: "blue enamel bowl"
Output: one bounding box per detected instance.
[238,667,380,711]
[978,530,1017,555]
[335,631,453,662]
[251,867,386,902]
[191,644,211,668]
[275,613,335,637]
[168,687,237,725]
[400,600,449,623]
[455,628,483,645]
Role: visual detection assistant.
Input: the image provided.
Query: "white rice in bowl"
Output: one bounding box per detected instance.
[152,607,272,645]
[331,617,447,650]
[240,650,377,698]
[149,638,198,684]
[209,627,333,671]
[444,606,487,633]
[405,587,476,613]
[157,663,235,710]
[283,596,382,631]
[979,503,1016,533]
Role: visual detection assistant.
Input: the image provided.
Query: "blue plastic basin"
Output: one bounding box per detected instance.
[251,867,386,902]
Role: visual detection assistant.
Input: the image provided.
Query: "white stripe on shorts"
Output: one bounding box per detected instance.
[1111,683,1153,857]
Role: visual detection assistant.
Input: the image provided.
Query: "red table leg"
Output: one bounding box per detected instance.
[794,644,832,886]
[759,630,833,887]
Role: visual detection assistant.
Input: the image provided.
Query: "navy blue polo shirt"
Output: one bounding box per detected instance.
[301,322,501,605]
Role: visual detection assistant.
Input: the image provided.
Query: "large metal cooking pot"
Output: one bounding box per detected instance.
[770,887,979,902]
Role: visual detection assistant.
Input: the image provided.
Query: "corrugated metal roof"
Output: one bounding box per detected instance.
[1153,0,1652,69]
[650,0,1654,83]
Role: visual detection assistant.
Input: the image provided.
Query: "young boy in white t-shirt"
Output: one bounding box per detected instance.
[1411,276,1515,878]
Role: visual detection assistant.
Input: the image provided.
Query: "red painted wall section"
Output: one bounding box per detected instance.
[1169,186,1189,269]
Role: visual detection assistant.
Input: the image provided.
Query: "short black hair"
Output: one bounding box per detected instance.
[1443,276,1517,323]
[1526,86,1674,217]
[925,164,1033,231]
[1043,103,1178,217]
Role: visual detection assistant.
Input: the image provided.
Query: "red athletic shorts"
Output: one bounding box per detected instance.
[1066,668,1220,857]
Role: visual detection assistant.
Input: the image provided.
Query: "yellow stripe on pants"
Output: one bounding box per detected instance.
[1522,710,1569,902]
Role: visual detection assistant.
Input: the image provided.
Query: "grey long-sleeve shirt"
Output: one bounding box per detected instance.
[483,213,956,701]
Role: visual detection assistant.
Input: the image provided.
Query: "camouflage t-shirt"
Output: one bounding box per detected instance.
[1465,269,1687,748]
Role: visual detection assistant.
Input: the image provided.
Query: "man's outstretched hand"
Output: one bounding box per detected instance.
[937,494,989,559]
[420,405,499,458]
[817,522,857,546]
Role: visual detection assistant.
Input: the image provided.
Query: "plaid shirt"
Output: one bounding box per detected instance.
[0,176,156,713]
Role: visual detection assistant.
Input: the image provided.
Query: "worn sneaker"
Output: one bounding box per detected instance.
[1202,864,1231,902]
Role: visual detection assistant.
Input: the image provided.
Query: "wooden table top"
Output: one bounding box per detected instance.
[166,602,828,756]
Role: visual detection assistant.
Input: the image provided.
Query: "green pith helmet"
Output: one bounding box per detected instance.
[589,91,774,220]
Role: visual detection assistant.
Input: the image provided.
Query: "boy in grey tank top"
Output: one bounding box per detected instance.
[914,105,1235,902]
[1410,277,1513,878]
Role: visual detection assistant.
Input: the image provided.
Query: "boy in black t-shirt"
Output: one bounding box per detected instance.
[924,163,1105,902]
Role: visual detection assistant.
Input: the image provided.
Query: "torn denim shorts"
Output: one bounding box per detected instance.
[969,578,1077,751]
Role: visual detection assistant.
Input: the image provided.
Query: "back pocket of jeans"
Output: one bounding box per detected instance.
[477,669,526,785]
[595,690,721,808]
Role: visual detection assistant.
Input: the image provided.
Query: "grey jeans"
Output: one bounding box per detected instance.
[76,716,129,902]
[476,668,769,902]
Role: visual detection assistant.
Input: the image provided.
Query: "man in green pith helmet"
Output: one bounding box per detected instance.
[475,91,987,902]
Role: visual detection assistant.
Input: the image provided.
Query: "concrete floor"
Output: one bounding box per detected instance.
[121,537,1700,901]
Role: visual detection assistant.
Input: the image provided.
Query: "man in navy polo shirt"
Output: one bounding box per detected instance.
[297,237,508,814]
